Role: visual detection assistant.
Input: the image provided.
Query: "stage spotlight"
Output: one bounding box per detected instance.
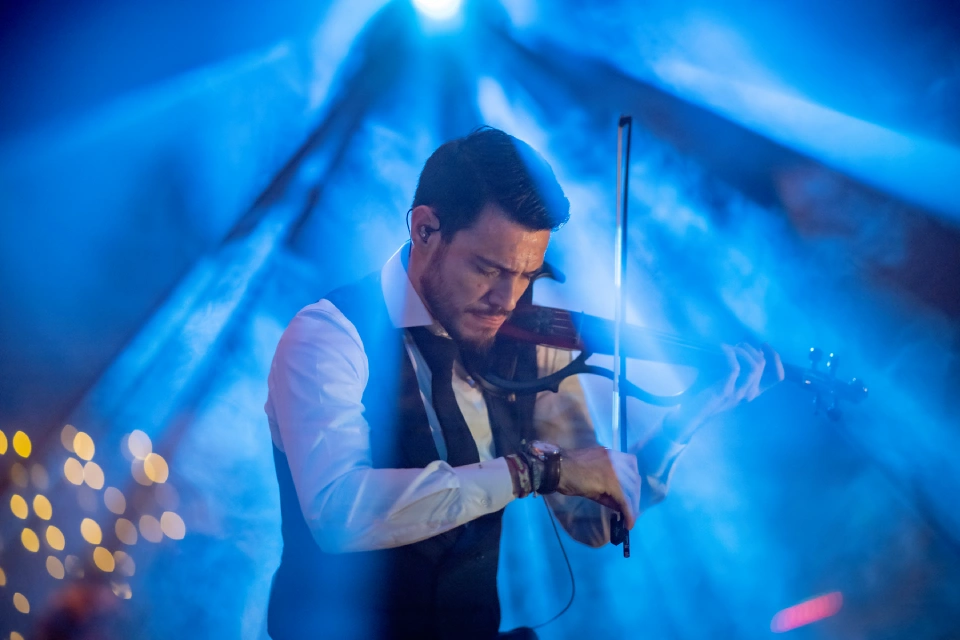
[412,0,462,21]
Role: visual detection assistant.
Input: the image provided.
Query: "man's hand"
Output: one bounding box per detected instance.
[558,447,642,530]
[662,342,785,444]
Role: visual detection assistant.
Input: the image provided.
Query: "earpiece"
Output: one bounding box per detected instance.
[419,226,438,243]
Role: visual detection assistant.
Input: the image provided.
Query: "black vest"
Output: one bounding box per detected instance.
[268,272,538,640]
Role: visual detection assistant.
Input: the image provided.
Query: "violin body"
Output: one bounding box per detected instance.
[479,303,868,418]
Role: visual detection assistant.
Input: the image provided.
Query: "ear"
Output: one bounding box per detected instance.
[410,205,441,248]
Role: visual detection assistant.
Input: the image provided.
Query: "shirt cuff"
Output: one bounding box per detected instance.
[456,457,516,513]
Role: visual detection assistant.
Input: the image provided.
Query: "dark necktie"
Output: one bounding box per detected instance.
[408,327,481,467]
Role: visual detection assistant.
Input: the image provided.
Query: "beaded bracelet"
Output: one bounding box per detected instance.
[505,454,533,498]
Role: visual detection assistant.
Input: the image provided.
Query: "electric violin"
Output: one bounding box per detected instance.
[471,116,868,558]
[475,301,869,417]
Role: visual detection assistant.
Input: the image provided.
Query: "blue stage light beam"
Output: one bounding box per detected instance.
[412,0,462,21]
[650,59,960,225]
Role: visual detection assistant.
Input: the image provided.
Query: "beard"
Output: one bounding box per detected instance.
[420,245,506,359]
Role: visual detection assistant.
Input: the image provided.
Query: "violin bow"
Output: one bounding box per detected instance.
[609,115,633,557]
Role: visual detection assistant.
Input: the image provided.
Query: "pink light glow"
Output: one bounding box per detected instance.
[771,592,843,633]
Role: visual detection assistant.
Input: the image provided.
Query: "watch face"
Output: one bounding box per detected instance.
[529,440,561,456]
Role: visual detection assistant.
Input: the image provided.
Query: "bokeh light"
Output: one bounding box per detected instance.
[63,457,84,485]
[131,459,153,486]
[144,452,169,483]
[81,518,103,545]
[127,430,152,460]
[0,429,7,454]
[61,424,78,452]
[160,511,186,540]
[64,555,83,578]
[12,431,31,458]
[46,555,65,579]
[30,464,50,490]
[33,494,52,520]
[104,487,126,514]
[13,592,30,614]
[11,632,24,640]
[10,462,29,488]
[10,494,28,519]
[83,461,105,490]
[73,431,95,461]
[139,514,163,542]
[0,567,6,586]
[114,550,136,576]
[93,546,115,572]
[116,518,138,545]
[21,527,40,552]
[46,525,65,551]
[111,581,133,600]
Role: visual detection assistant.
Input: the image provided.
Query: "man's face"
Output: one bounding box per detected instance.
[420,203,550,354]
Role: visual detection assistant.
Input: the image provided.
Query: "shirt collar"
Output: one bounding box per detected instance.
[380,243,435,329]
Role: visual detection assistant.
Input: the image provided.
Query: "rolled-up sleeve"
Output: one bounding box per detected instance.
[265,301,515,553]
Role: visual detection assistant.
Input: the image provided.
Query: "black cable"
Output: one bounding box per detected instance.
[532,498,576,630]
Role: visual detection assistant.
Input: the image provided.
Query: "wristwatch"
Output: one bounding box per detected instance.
[522,440,563,494]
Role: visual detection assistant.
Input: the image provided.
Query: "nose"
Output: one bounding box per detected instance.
[487,274,529,313]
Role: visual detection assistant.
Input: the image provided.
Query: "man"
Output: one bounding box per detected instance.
[264,127,782,639]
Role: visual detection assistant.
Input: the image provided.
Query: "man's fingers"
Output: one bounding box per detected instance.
[760,343,785,391]
[719,344,741,394]
[734,343,766,403]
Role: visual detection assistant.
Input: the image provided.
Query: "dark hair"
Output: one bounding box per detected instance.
[411,127,570,240]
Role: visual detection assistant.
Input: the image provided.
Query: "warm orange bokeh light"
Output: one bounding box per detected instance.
[10,494,28,519]
[73,431,95,461]
[81,518,103,545]
[13,592,30,614]
[93,546,115,572]
[33,494,52,520]
[21,528,40,552]
[143,453,169,483]
[12,431,32,458]
[46,525,65,551]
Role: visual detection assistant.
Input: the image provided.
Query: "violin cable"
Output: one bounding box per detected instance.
[532,497,576,630]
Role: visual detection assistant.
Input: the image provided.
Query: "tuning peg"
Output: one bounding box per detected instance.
[826,352,839,378]
[809,347,823,370]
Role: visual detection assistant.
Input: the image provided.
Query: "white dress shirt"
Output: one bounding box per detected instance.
[265,245,684,553]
